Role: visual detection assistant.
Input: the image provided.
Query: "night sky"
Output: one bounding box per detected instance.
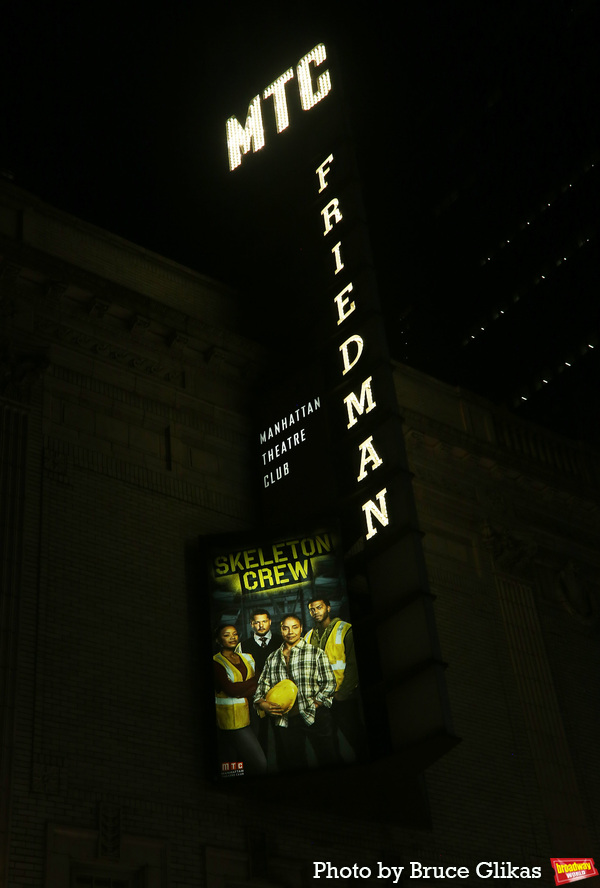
[2,2,598,441]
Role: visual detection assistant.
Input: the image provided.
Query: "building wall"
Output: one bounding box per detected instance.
[0,182,266,888]
[1,183,599,887]
[395,366,600,866]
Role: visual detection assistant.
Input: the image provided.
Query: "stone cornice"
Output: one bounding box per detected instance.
[48,362,251,449]
[407,425,600,561]
[403,407,600,503]
[0,222,266,387]
[1,241,265,388]
[0,181,238,315]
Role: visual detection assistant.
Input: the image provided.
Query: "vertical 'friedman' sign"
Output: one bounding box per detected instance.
[314,153,390,542]
[225,43,391,543]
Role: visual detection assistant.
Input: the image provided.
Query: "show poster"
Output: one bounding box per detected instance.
[207,526,366,779]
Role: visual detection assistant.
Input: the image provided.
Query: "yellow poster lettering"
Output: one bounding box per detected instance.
[229,551,244,572]
[243,549,259,569]
[274,565,289,585]
[288,560,309,581]
[243,571,258,591]
[273,543,286,563]
[258,547,274,566]
[214,554,228,575]
[258,567,274,587]
[315,534,331,553]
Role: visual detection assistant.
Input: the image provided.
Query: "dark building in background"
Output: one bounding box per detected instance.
[375,0,599,445]
[1,181,599,887]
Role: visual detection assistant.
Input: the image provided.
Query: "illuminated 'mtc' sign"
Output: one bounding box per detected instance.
[226,44,332,171]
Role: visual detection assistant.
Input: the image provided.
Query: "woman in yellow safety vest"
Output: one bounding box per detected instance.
[213,624,267,775]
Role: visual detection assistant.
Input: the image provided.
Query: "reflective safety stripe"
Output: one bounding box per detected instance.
[305,620,350,691]
[214,651,255,729]
[221,660,237,682]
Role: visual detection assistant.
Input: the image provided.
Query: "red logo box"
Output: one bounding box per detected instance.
[551,859,599,885]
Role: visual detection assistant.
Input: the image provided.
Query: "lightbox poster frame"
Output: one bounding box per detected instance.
[206,524,367,781]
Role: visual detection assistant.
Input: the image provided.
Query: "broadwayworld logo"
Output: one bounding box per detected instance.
[551,859,599,885]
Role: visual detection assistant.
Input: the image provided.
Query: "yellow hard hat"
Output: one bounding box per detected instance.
[266,679,298,713]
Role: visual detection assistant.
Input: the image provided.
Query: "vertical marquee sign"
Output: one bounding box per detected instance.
[211,41,457,786]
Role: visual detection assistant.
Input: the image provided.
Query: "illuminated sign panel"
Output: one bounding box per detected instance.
[207,527,366,779]
[312,151,394,542]
[254,358,337,527]
[212,40,457,786]
[259,395,321,489]
[226,44,332,170]
[240,126,398,542]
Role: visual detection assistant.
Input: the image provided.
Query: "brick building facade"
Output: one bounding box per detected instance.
[1,180,599,886]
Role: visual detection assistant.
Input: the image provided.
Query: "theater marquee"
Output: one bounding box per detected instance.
[206,38,457,792]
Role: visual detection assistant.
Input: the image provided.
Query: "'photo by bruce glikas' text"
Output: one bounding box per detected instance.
[313,861,544,881]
